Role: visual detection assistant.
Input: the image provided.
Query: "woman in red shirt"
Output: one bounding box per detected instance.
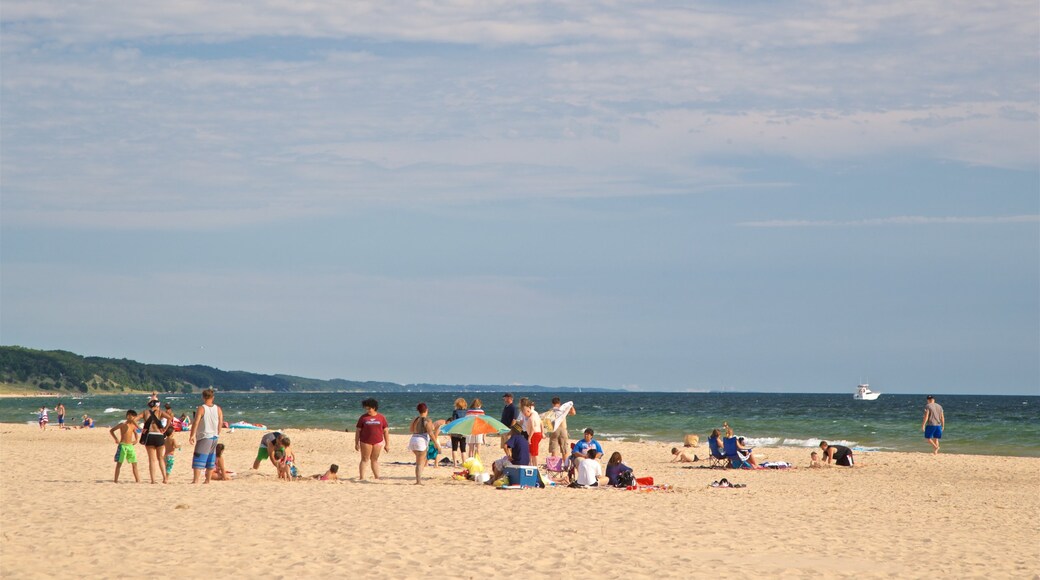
[355,398,390,480]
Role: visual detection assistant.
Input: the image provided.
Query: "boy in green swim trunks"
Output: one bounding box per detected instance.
[110,410,140,483]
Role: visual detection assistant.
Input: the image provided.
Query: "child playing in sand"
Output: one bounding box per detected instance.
[313,464,339,481]
[109,410,140,483]
[809,451,822,468]
[274,449,296,480]
[670,447,699,463]
[213,443,235,480]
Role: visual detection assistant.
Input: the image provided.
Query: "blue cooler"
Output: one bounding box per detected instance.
[505,465,540,488]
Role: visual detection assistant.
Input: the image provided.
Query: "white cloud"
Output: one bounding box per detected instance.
[1,0,1036,228]
[738,215,1040,228]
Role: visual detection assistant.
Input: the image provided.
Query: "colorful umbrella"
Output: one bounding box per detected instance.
[440,415,510,436]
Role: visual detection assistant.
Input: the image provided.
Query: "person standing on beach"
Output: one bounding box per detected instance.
[547,397,576,458]
[140,400,175,484]
[407,403,438,485]
[188,389,223,484]
[447,398,468,466]
[521,400,543,466]
[501,393,517,429]
[465,399,486,459]
[922,395,946,454]
[110,410,140,483]
[55,402,66,430]
[38,407,48,430]
[355,398,390,480]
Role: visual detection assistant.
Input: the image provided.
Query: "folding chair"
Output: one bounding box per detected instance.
[544,455,570,483]
[707,437,729,468]
[723,437,752,469]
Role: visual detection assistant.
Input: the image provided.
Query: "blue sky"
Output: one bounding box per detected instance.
[2,1,1037,394]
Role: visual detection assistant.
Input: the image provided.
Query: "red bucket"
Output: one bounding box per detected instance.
[635,476,654,486]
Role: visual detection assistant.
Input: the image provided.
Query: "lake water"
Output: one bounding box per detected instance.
[4,391,1037,457]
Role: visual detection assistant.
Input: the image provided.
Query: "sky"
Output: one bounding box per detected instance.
[1,1,1038,395]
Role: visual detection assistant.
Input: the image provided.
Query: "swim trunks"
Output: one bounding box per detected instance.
[192,437,219,470]
[165,455,175,474]
[115,443,137,464]
[924,425,943,439]
[143,432,166,447]
[256,446,270,462]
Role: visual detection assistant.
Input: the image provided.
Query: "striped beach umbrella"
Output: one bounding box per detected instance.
[440,415,510,435]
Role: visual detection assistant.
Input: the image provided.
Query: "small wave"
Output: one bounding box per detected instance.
[782,437,859,448]
[742,437,781,447]
[294,408,306,411]
[103,407,121,414]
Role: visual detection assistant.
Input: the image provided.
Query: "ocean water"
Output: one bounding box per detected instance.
[4,392,1037,457]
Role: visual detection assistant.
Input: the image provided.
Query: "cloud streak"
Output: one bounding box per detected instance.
[738,215,1040,228]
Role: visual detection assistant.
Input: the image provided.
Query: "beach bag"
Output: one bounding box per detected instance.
[615,470,635,488]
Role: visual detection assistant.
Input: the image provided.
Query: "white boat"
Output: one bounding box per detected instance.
[853,383,880,400]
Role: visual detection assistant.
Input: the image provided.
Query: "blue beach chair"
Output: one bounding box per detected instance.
[723,437,752,469]
[707,437,728,469]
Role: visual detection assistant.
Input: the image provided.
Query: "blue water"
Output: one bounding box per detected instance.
[4,392,1037,457]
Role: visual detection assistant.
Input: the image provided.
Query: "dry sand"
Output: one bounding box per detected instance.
[1,423,1038,579]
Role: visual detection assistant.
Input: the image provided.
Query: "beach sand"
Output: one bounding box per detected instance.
[1,423,1037,579]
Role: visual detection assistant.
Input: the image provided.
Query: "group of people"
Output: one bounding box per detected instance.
[104,390,948,485]
[110,389,222,484]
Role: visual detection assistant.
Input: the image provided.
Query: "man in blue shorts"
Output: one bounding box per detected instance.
[921,395,945,455]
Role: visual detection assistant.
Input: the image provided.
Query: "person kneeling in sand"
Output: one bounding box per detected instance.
[819,441,855,467]
[670,447,699,463]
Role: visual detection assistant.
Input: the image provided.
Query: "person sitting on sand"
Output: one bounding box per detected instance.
[570,449,604,488]
[809,451,822,468]
[819,441,854,467]
[81,414,95,428]
[606,451,634,487]
[670,447,699,463]
[572,428,603,458]
[313,464,339,481]
[213,443,235,480]
[735,436,761,468]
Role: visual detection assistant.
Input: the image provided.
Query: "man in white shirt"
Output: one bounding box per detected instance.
[571,449,603,487]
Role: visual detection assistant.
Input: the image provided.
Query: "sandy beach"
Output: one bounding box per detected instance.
[1,423,1037,579]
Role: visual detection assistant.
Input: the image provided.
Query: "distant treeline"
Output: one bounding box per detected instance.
[0,346,617,395]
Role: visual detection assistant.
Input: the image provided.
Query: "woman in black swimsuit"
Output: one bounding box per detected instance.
[141,400,175,483]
